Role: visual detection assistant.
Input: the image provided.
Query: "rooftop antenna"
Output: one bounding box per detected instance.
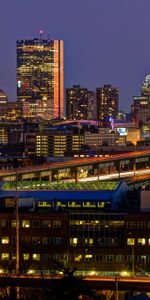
[39,29,43,39]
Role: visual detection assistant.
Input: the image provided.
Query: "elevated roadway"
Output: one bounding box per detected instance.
[0,150,150,182]
[0,275,149,291]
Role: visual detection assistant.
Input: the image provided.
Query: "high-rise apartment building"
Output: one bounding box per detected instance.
[66,85,95,120]
[17,38,64,120]
[96,84,119,120]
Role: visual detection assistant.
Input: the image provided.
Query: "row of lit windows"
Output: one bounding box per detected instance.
[0,253,63,261]
[70,237,122,247]
[38,201,107,209]
[70,220,124,227]
[1,236,62,245]
[127,238,150,246]
[70,237,150,247]
[0,219,61,228]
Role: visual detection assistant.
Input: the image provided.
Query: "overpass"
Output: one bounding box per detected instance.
[0,150,150,182]
[0,275,149,291]
[127,173,150,189]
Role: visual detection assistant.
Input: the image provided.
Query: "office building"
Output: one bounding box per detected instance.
[17,38,64,120]
[0,180,150,276]
[96,85,119,120]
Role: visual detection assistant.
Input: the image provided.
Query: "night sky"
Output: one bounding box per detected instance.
[0,0,150,112]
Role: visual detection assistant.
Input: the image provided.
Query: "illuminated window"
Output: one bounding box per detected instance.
[22,220,30,228]
[137,238,146,245]
[74,255,82,262]
[12,254,16,260]
[70,238,78,246]
[137,255,146,263]
[32,254,40,261]
[85,254,93,262]
[23,253,30,260]
[85,238,93,246]
[2,236,9,244]
[2,253,9,260]
[127,238,135,246]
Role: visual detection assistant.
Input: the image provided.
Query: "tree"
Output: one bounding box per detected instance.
[48,261,95,300]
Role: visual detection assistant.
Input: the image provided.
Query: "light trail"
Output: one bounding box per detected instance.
[80,168,150,182]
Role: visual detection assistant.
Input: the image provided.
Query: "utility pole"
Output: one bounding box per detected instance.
[131,245,135,277]
[115,274,119,300]
[15,168,20,300]
[16,168,20,275]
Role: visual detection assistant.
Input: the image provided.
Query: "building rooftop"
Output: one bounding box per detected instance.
[2,180,120,191]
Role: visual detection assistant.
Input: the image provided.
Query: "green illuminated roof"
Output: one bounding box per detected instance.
[2,180,120,191]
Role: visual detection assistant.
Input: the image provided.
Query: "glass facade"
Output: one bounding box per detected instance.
[17,38,64,120]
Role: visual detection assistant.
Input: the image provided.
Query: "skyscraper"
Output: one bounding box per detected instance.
[96,84,119,120]
[17,38,64,120]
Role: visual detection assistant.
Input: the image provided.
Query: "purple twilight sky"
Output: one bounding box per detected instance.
[0,0,150,112]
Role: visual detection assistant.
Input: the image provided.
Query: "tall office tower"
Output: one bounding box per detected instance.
[66,85,95,120]
[17,38,64,120]
[96,84,119,120]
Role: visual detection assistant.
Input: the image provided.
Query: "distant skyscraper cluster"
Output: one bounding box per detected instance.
[0,34,150,125]
[16,36,119,122]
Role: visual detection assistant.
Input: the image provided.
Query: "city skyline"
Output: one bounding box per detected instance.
[0,0,150,112]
